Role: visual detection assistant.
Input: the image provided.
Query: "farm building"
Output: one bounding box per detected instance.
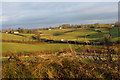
[112,25,115,27]
[48,29,52,30]
[59,27,62,29]
[9,31,19,34]
[5,32,8,34]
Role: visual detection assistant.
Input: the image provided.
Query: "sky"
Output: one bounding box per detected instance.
[1,2,118,29]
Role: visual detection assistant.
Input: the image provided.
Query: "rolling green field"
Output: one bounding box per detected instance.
[40,28,99,41]
[85,27,120,42]
[2,33,35,41]
[2,27,119,42]
[2,28,99,42]
[2,27,119,56]
[40,27,120,42]
[39,28,74,35]
[2,42,75,56]
[2,27,120,79]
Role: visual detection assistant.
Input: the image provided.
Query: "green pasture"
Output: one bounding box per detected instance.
[83,27,119,42]
[2,33,35,41]
[2,27,119,42]
[94,28,109,32]
[2,42,75,56]
[41,28,98,41]
[40,28,74,35]
[18,33,35,37]
[86,32,108,38]
[109,27,120,38]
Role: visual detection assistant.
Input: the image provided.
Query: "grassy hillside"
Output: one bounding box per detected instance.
[40,28,74,35]
[2,33,35,41]
[2,27,119,42]
[109,27,120,38]
[41,28,98,41]
[83,27,120,42]
[2,27,119,79]
[2,42,75,56]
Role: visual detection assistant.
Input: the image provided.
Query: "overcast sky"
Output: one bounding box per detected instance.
[1,2,118,29]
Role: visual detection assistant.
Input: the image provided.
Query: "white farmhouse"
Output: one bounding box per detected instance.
[112,25,114,27]
[10,31,19,34]
[48,29,52,30]
[59,27,62,29]
[5,32,8,34]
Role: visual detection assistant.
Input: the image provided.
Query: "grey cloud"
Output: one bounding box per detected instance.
[2,2,118,29]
